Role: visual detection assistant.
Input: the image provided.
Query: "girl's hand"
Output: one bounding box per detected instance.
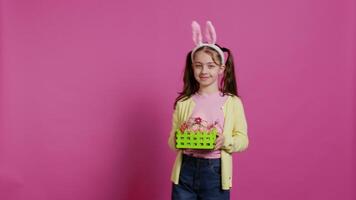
[214,131,225,150]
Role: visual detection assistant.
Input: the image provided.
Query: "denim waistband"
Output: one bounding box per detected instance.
[182,154,221,166]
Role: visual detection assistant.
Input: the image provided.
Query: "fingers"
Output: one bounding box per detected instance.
[214,138,222,150]
[214,132,224,150]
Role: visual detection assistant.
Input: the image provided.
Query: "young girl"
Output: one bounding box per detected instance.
[168,21,249,200]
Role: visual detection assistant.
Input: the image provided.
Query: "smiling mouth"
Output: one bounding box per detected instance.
[199,77,209,81]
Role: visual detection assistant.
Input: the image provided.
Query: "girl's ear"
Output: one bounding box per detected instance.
[219,64,226,75]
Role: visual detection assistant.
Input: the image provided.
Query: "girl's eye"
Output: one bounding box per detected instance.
[208,65,215,68]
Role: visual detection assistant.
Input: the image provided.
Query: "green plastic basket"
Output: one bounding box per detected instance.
[175,129,217,149]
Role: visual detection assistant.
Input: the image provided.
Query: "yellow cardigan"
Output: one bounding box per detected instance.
[168,95,249,190]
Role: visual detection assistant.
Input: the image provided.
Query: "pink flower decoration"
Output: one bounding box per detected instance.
[194,117,202,124]
[180,122,188,132]
[191,124,199,132]
[207,124,214,130]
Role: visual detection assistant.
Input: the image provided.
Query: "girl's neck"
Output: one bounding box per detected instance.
[197,84,220,95]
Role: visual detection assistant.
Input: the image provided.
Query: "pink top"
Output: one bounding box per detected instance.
[183,91,228,159]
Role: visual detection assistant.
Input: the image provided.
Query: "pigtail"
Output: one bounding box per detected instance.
[220,46,239,97]
[174,51,199,109]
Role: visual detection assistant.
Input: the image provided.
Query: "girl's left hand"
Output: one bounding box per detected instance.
[214,131,225,150]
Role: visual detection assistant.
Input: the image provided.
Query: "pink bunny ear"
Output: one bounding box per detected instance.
[205,21,217,44]
[192,21,203,45]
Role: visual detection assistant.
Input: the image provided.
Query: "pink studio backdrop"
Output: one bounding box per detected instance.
[0,0,355,200]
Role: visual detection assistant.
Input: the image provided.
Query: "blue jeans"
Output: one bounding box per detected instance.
[171,154,230,200]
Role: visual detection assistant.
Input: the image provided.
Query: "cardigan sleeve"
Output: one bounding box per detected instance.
[223,97,249,153]
[168,103,180,152]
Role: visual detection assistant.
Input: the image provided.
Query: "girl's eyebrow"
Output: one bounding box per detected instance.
[194,62,215,64]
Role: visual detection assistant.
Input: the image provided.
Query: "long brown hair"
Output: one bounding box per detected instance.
[174,44,240,109]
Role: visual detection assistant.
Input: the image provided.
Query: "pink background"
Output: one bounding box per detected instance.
[1,0,355,199]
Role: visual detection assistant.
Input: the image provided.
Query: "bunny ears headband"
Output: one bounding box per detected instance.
[191,20,225,64]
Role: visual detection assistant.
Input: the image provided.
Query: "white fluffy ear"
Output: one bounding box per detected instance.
[205,21,217,44]
[192,21,203,45]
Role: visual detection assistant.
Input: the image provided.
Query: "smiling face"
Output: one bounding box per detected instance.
[192,49,225,90]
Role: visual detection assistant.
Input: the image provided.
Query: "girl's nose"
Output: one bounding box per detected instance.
[201,66,209,73]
